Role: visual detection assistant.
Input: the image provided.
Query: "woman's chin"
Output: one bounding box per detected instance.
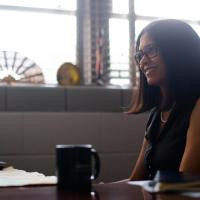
[146,78,159,86]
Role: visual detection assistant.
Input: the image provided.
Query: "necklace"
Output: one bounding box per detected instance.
[160,103,176,124]
[160,112,167,123]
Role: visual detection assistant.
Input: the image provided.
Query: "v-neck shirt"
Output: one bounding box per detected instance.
[144,103,195,179]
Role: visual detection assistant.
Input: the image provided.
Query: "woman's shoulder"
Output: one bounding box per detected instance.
[189,97,200,125]
[192,97,200,113]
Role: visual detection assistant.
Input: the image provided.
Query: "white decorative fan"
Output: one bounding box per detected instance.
[0,51,44,84]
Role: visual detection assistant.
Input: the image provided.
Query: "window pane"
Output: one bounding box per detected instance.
[135,20,151,40]
[109,18,130,86]
[0,0,76,10]
[135,0,200,20]
[191,24,200,36]
[110,78,130,86]
[135,20,200,41]
[112,0,129,14]
[0,10,76,84]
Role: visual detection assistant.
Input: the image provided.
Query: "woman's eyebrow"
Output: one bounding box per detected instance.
[139,43,155,51]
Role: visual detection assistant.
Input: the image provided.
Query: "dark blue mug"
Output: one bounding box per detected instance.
[56,144,100,192]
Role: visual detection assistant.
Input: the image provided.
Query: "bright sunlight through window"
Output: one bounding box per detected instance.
[0,1,76,84]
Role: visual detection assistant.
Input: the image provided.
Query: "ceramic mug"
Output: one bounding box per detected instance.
[56,144,100,192]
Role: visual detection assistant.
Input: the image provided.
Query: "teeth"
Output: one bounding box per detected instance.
[145,67,155,74]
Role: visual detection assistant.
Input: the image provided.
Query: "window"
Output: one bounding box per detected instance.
[0,0,199,86]
[134,0,200,37]
[132,0,200,86]
[109,0,130,86]
[112,0,128,14]
[0,1,76,84]
[0,0,76,10]
[135,0,200,20]
[109,18,130,85]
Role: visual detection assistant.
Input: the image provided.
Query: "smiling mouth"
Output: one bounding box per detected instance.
[144,66,156,75]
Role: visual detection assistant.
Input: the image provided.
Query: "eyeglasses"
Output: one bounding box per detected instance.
[134,44,159,64]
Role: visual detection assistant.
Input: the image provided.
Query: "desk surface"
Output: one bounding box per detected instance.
[0,182,198,200]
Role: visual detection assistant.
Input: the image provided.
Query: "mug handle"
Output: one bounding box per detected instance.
[91,148,100,180]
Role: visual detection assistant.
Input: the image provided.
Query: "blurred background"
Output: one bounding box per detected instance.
[0,0,199,87]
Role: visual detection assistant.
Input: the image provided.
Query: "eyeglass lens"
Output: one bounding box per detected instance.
[135,44,158,64]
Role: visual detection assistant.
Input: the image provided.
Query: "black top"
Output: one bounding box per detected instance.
[144,103,196,179]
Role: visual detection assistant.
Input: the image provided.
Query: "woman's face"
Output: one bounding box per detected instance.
[137,32,167,87]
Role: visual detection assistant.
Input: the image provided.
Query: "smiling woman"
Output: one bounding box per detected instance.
[127,19,200,181]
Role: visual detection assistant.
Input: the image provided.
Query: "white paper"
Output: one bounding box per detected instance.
[0,166,57,187]
[129,180,200,196]
[128,180,157,192]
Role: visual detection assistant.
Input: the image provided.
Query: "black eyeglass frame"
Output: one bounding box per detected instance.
[134,44,159,64]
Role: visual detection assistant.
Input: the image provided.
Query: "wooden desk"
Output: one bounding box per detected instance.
[0,182,198,200]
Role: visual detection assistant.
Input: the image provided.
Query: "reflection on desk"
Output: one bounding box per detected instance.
[0,182,199,200]
[0,182,150,200]
[157,194,195,200]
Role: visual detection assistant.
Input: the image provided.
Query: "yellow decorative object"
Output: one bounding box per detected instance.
[57,62,80,86]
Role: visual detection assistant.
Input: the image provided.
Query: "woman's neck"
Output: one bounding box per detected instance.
[159,84,174,110]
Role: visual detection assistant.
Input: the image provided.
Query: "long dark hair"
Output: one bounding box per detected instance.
[129,19,200,114]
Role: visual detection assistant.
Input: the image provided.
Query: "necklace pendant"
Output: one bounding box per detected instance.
[160,112,167,123]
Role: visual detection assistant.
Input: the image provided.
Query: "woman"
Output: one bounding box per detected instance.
[129,19,200,180]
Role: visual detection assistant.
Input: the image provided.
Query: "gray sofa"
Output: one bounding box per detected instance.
[0,84,148,182]
[0,84,133,112]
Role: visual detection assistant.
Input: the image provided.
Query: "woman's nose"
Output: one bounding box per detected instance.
[139,54,149,70]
